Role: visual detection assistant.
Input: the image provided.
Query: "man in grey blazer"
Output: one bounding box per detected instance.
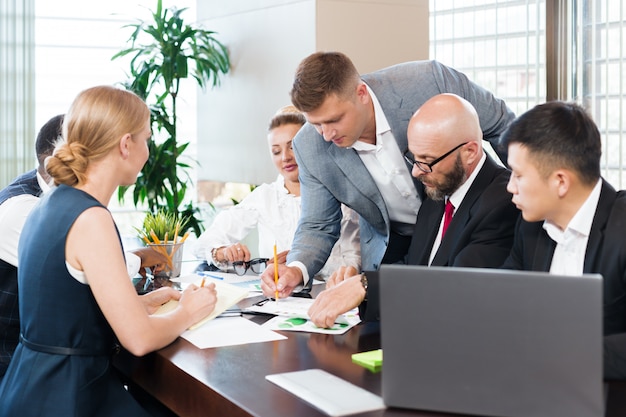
[261,51,515,300]
[308,94,519,327]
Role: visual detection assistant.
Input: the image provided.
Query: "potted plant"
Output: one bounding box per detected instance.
[137,210,190,278]
[113,0,230,237]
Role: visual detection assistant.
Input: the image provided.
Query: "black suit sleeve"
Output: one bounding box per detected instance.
[357,271,380,322]
[605,333,626,380]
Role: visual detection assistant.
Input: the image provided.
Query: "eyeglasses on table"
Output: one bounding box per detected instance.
[232,257,269,276]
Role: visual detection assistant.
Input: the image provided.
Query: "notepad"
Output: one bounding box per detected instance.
[351,349,382,372]
[154,276,249,330]
[266,369,385,416]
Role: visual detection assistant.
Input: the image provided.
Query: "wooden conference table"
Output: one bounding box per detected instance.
[115,282,626,417]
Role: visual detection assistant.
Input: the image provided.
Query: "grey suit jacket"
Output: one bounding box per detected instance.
[289,60,516,275]
[407,154,519,267]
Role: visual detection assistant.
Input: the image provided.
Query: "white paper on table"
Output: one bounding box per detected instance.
[266,369,385,416]
[181,316,286,349]
[261,313,360,335]
[245,296,353,319]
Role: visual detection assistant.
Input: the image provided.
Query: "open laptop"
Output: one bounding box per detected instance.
[378,264,604,417]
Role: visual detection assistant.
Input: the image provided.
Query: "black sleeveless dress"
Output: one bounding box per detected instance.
[0,184,150,417]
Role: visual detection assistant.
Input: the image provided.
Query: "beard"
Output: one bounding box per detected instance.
[422,154,467,201]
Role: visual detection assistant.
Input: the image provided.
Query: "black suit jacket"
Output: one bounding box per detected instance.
[501,181,626,379]
[360,155,519,321]
[407,154,519,267]
[0,169,42,378]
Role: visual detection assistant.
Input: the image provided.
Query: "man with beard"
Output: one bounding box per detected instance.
[404,94,519,267]
[307,94,519,327]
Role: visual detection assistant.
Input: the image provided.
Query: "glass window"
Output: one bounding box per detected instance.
[578,0,626,187]
[430,0,546,118]
[431,0,626,189]
[34,0,197,234]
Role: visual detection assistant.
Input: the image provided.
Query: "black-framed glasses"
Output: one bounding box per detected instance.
[403,142,468,173]
[233,258,269,276]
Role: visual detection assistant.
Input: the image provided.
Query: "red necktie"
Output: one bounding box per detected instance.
[442,200,454,238]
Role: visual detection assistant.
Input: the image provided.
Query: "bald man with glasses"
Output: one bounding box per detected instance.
[307,94,519,328]
[403,94,519,268]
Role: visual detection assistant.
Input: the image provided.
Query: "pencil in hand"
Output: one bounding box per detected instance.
[273,243,279,301]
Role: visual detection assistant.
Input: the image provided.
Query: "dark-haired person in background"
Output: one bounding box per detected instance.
[0,114,62,379]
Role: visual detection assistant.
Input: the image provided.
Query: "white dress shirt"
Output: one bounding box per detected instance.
[0,171,141,279]
[350,85,421,225]
[193,175,361,279]
[545,179,602,276]
[0,172,50,267]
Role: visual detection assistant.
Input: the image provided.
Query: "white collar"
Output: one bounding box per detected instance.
[543,178,602,242]
[350,84,391,152]
[447,152,487,209]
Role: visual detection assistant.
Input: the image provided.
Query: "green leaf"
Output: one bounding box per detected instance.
[112,0,230,234]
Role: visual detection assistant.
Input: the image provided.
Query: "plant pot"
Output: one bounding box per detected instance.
[148,241,184,278]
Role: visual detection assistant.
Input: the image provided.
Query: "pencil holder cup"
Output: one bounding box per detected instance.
[148,241,184,278]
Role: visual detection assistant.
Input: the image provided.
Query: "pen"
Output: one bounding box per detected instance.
[254,298,271,306]
[218,311,242,318]
[273,242,279,301]
[218,308,243,318]
[196,271,224,280]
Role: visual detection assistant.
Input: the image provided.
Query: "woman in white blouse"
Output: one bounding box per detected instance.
[193,106,360,279]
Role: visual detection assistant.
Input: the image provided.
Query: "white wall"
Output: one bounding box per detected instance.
[196,0,428,185]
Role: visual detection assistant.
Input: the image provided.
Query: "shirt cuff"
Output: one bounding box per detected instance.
[125,252,141,278]
[287,260,308,292]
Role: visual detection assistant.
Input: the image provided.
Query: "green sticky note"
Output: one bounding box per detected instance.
[352,349,383,372]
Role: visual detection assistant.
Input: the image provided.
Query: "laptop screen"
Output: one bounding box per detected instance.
[379,264,604,417]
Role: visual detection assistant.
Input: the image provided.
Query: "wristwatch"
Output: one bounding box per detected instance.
[360,273,368,291]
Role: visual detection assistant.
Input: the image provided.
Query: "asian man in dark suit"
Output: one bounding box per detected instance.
[500,101,626,380]
[261,51,515,300]
[306,94,519,327]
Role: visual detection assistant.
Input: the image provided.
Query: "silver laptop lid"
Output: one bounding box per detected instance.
[379,265,604,417]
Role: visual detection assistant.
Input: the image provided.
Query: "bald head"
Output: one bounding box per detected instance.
[408,93,482,153]
[406,94,484,200]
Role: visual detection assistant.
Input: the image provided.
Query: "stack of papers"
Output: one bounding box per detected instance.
[246,297,361,334]
[154,274,287,348]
